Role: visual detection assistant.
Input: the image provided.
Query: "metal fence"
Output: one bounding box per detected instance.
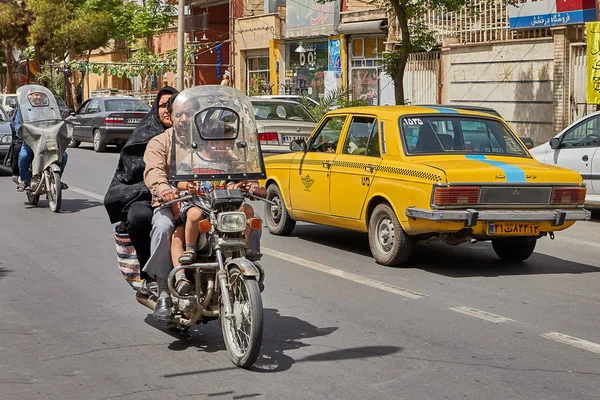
[415,0,551,45]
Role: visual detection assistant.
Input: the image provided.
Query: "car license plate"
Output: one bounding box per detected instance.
[487,222,540,236]
[282,135,303,143]
[127,118,141,124]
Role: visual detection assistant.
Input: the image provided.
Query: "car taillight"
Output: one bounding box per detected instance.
[104,117,124,124]
[259,132,279,146]
[551,187,586,204]
[433,186,480,205]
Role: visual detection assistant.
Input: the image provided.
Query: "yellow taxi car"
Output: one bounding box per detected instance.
[261,106,591,266]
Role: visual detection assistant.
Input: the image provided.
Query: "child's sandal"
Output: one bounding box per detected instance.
[178,250,196,265]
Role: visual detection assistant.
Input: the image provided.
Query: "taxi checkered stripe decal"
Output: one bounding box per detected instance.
[332,161,364,169]
[377,165,442,181]
[265,159,442,181]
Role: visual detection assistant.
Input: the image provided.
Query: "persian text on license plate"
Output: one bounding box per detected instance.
[282,135,303,143]
[487,222,540,236]
[127,118,141,124]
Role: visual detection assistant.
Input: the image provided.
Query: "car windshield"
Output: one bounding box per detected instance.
[5,96,17,107]
[105,99,151,112]
[54,96,66,107]
[252,101,315,122]
[0,107,7,122]
[400,115,529,157]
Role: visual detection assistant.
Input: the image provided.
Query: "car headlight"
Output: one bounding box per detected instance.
[0,135,11,144]
[217,212,246,233]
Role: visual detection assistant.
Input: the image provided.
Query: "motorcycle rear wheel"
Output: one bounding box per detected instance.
[47,170,62,213]
[221,267,263,369]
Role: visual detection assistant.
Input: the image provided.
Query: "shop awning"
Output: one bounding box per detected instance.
[336,19,388,35]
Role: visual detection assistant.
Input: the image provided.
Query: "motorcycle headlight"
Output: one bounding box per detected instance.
[217,212,246,233]
[0,135,10,144]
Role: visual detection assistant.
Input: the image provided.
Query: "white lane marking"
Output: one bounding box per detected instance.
[449,306,515,324]
[262,248,426,299]
[541,332,600,354]
[69,186,104,201]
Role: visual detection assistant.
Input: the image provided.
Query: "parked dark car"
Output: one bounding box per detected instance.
[67,97,150,152]
[0,105,12,160]
[54,95,73,119]
[417,104,535,149]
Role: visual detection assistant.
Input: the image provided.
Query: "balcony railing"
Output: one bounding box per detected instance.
[412,0,551,45]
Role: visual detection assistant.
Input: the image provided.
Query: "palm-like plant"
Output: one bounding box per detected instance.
[35,61,65,98]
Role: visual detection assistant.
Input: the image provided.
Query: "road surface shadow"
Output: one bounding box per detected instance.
[146,308,340,374]
[0,266,12,279]
[58,198,104,213]
[288,224,372,257]
[280,224,599,277]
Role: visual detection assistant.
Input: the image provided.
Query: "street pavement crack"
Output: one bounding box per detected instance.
[44,342,172,362]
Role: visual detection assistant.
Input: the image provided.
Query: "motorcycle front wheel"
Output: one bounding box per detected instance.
[47,169,62,213]
[221,267,263,369]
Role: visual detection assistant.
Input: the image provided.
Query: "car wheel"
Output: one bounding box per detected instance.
[265,184,296,236]
[93,129,106,152]
[68,139,81,148]
[492,238,537,262]
[368,203,413,266]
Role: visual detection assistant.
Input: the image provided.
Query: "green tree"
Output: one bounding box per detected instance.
[374,0,476,105]
[0,0,32,93]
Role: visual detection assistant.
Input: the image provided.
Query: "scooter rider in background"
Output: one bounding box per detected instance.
[15,89,69,192]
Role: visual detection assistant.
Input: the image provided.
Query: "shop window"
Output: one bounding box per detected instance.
[247,57,270,95]
[377,37,386,57]
[364,37,377,59]
[352,38,364,58]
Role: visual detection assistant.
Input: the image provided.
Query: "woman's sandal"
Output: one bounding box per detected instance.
[178,250,196,265]
[175,275,192,295]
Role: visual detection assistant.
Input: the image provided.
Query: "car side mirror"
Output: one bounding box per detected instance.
[290,139,307,152]
[549,137,561,149]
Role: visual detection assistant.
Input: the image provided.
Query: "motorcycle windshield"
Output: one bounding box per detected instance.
[169,86,266,183]
[16,85,71,175]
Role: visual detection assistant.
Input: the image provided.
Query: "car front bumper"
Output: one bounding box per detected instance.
[406,207,591,227]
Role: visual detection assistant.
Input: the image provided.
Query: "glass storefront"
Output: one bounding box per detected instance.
[349,36,385,106]
[284,41,329,102]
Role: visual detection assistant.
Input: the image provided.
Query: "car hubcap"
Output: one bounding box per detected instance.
[94,133,99,148]
[270,196,282,223]
[376,217,395,254]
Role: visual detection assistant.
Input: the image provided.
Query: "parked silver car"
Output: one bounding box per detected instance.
[250,98,317,153]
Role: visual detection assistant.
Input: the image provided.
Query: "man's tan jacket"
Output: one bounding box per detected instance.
[144,128,174,207]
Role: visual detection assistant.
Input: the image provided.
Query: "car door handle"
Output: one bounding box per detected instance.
[364,165,376,173]
[322,161,331,169]
[582,155,589,162]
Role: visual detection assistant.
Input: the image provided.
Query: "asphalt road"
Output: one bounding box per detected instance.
[1,144,600,400]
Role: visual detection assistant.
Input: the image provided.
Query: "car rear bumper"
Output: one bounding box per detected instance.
[101,126,135,142]
[406,207,591,226]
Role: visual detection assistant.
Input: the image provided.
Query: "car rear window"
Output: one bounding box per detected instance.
[400,115,528,157]
[105,99,151,112]
[252,101,315,122]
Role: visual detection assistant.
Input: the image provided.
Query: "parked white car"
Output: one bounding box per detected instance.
[530,111,600,207]
[253,94,320,107]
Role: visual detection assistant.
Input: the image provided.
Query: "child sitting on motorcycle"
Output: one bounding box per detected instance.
[168,119,266,294]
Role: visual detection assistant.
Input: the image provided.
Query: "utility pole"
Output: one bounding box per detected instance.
[177,0,185,91]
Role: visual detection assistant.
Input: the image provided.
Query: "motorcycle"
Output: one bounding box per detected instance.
[16,85,71,212]
[122,86,269,368]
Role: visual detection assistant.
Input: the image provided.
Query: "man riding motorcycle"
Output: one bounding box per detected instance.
[143,94,266,320]
[15,89,69,192]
